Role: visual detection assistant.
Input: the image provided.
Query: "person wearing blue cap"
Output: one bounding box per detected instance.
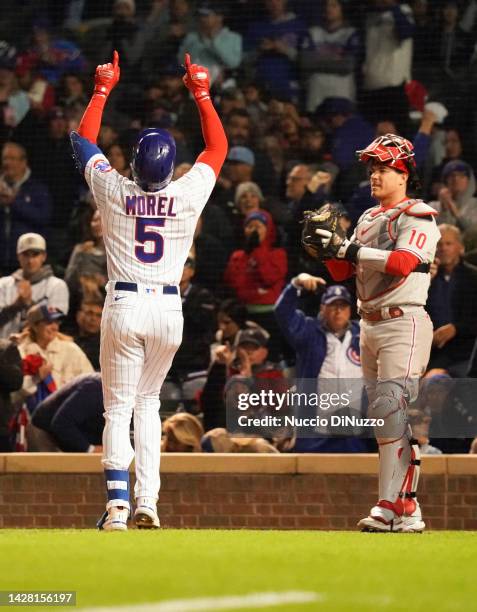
[431,159,477,230]
[274,274,365,452]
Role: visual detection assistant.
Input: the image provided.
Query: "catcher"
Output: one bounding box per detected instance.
[302,134,440,532]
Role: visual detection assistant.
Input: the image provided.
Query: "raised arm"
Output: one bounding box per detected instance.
[70,51,121,171]
[182,53,228,178]
[78,50,120,144]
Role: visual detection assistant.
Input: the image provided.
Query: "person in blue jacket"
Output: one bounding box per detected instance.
[275,275,367,452]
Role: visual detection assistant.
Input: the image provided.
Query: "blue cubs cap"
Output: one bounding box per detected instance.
[441,160,472,181]
[227,146,255,166]
[321,285,352,305]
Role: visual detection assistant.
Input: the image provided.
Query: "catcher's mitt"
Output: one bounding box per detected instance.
[301,203,347,260]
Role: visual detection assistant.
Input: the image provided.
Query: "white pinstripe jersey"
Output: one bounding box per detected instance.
[352,199,441,310]
[84,154,216,285]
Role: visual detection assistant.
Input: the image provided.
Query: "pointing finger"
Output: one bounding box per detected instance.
[113,50,119,69]
[184,53,191,71]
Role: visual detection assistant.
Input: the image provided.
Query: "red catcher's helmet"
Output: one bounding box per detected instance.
[356,133,415,174]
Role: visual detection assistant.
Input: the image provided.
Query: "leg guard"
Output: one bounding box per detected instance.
[377,427,421,517]
[104,468,131,511]
[367,384,421,517]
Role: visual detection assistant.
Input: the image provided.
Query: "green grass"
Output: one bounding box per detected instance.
[0,530,475,611]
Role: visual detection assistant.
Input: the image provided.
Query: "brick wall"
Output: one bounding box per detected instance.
[0,454,476,529]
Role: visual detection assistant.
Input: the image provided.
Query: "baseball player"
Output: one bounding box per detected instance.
[70,51,227,530]
[302,134,441,532]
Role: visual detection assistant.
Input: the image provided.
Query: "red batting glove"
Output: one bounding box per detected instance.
[94,50,120,98]
[183,53,210,102]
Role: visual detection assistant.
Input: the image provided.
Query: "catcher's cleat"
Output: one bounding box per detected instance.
[400,501,426,533]
[358,505,402,532]
[358,503,425,533]
[97,505,129,531]
[134,497,160,529]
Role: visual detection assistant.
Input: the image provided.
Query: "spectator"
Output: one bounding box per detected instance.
[202,427,279,452]
[30,373,103,452]
[144,0,195,76]
[202,327,289,441]
[71,298,103,372]
[427,224,477,375]
[275,278,366,452]
[0,41,31,140]
[64,209,107,307]
[97,0,157,85]
[20,18,87,85]
[161,412,203,452]
[221,145,255,196]
[429,127,466,195]
[300,0,360,112]
[221,327,292,447]
[223,109,277,193]
[178,2,242,84]
[193,215,228,293]
[233,181,287,245]
[316,97,374,173]
[235,181,265,218]
[298,124,329,165]
[427,1,475,114]
[361,0,415,133]
[215,146,258,230]
[0,233,69,339]
[201,299,266,431]
[244,0,308,102]
[284,163,330,275]
[411,0,435,84]
[106,142,131,178]
[0,338,23,451]
[30,107,81,264]
[57,72,88,118]
[169,254,217,382]
[419,370,474,453]
[407,408,442,455]
[224,210,287,359]
[15,53,55,117]
[16,304,94,412]
[212,298,252,352]
[0,142,52,273]
[430,160,477,231]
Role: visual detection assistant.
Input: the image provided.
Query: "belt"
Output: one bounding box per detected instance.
[360,307,403,322]
[114,281,178,295]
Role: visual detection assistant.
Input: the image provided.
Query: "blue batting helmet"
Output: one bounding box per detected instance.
[130,128,176,192]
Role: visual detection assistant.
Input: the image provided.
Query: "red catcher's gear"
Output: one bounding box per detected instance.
[325,249,419,280]
[357,133,415,175]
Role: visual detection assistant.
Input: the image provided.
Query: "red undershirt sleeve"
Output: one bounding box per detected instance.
[385,250,420,276]
[324,259,355,281]
[194,98,228,178]
[77,93,107,144]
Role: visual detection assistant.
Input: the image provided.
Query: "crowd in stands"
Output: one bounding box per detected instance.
[0,0,477,453]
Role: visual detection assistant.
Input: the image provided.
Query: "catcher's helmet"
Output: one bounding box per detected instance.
[131,128,176,192]
[356,133,415,174]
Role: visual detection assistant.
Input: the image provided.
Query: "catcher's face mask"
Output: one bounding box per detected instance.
[357,133,415,175]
